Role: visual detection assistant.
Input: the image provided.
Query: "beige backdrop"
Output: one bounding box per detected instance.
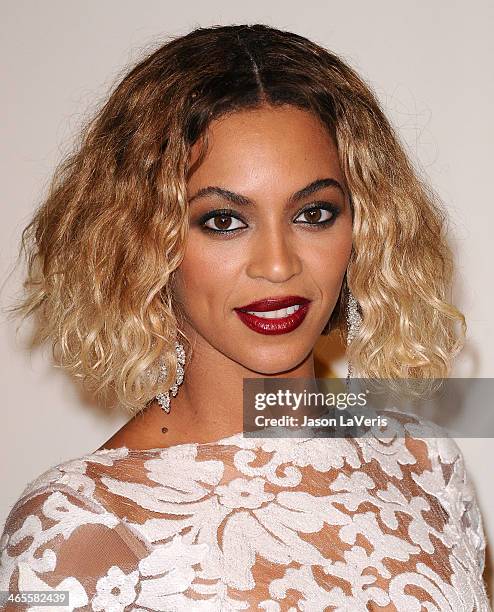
[1,0,493,598]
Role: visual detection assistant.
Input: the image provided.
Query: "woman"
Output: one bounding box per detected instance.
[0,23,489,611]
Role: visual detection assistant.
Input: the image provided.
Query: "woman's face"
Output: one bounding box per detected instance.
[173,104,353,374]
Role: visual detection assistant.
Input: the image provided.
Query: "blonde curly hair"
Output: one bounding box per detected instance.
[6,24,466,414]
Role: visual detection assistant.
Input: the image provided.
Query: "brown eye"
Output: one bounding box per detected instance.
[203,213,247,233]
[305,209,322,222]
[295,206,334,224]
[214,215,232,230]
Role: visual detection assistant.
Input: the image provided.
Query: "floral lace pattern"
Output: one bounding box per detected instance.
[0,415,490,611]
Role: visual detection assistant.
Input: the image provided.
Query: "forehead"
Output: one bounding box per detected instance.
[187,105,344,192]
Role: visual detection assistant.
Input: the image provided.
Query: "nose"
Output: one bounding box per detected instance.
[246,226,303,283]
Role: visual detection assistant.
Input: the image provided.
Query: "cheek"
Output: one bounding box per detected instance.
[174,242,238,312]
[305,228,353,286]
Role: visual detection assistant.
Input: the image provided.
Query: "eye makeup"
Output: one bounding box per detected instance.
[195,202,342,236]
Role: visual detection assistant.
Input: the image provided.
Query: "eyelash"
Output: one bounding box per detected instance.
[198,203,341,235]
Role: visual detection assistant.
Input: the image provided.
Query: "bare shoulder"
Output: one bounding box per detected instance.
[96,398,243,451]
[95,399,196,452]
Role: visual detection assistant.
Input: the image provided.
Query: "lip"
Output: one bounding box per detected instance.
[235,295,311,312]
[234,297,311,336]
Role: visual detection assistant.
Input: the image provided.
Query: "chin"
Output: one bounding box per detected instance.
[240,353,310,376]
[249,366,302,376]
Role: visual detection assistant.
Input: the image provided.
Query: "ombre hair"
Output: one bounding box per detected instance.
[8,24,466,414]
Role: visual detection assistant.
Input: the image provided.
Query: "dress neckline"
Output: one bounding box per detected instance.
[93,428,310,455]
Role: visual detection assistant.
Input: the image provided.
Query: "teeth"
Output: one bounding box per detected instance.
[247,304,302,319]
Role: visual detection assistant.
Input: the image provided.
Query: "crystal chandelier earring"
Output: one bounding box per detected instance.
[155,341,186,413]
[346,288,362,385]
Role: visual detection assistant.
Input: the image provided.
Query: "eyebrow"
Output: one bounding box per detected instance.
[188,178,345,207]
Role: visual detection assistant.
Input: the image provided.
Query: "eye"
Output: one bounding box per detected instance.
[293,204,339,226]
[201,210,248,234]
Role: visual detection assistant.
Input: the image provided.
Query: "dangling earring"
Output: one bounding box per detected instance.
[155,341,186,413]
[346,288,362,384]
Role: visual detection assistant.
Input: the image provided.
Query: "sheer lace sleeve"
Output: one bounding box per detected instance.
[0,479,148,611]
[426,436,487,574]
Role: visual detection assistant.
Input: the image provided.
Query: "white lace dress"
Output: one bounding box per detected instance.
[0,416,491,611]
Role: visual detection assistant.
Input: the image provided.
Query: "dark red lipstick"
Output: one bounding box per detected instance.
[234,295,311,335]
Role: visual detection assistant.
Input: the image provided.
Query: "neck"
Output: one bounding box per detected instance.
[151,330,316,444]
